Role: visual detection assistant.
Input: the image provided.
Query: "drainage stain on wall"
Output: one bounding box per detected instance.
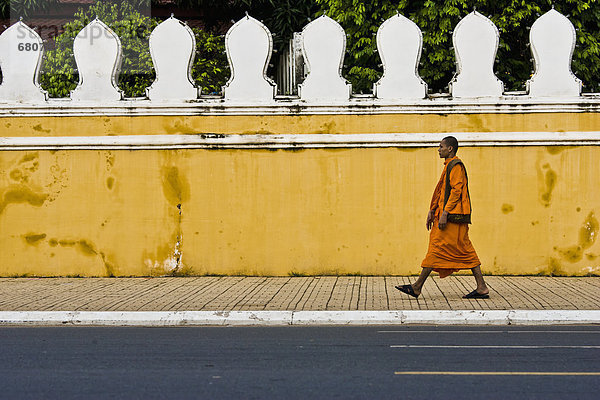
[0,184,49,215]
[0,153,49,214]
[23,234,117,276]
[162,166,190,206]
[24,233,46,245]
[538,163,557,208]
[143,164,191,276]
[554,211,599,264]
[501,204,514,214]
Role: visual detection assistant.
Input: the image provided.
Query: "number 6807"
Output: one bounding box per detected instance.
[17,43,40,51]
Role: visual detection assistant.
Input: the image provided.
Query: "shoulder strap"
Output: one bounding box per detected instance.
[443,159,470,210]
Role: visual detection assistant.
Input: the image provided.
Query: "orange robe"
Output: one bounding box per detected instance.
[421,156,480,278]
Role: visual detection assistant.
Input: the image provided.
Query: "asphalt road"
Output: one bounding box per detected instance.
[0,326,599,399]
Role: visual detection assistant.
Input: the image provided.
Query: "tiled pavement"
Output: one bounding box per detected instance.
[0,276,599,311]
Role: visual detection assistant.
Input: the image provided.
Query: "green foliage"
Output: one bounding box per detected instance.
[316,0,600,93]
[40,1,157,98]
[191,28,229,94]
[40,0,228,98]
[0,0,57,19]
[173,0,318,52]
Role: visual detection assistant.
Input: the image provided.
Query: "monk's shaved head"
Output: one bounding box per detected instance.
[442,136,459,154]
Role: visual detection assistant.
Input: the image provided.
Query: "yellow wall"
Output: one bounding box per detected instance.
[2,112,600,136]
[1,142,598,276]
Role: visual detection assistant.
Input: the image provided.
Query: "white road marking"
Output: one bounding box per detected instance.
[394,371,600,376]
[379,330,600,333]
[391,345,600,349]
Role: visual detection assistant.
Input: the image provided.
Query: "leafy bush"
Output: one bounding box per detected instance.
[40,0,228,98]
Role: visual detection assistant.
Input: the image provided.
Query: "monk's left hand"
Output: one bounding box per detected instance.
[438,211,448,230]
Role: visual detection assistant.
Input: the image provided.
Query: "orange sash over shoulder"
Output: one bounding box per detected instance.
[421,156,480,278]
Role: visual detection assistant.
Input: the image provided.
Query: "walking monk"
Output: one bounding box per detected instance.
[396,136,489,299]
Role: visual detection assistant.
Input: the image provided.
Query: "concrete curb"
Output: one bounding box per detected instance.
[1,310,600,326]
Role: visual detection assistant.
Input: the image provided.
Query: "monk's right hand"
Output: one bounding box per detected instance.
[426,210,435,231]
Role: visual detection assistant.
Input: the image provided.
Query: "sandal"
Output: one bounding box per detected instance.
[395,284,419,299]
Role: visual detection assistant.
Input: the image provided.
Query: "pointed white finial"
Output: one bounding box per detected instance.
[527,9,581,97]
[70,19,123,101]
[222,14,276,102]
[449,11,504,98]
[298,15,351,101]
[374,13,427,100]
[147,17,198,101]
[0,21,47,102]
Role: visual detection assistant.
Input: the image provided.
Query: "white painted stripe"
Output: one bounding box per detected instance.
[0,310,599,326]
[1,95,600,116]
[391,345,600,349]
[1,131,600,150]
[394,371,600,376]
[379,330,600,333]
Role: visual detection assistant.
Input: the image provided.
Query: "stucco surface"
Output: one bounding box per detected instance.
[0,145,598,276]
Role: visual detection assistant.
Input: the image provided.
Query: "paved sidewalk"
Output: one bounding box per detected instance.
[1,276,599,312]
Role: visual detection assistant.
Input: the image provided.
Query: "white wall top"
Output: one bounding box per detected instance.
[374,13,427,100]
[0,13,594,106]
[223,14,276,102]
[450,11,503,98]
[147,16,198,102]
[0,21,47,103]
[298,15,351,102]
[527,9,582,97]
[71,19,123,102]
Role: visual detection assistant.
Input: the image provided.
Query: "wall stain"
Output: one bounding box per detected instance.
[538,162,557,207]
[501,203,514,214]
[23,234,116,276]
[579,212,599,249]
[45,153,69,202]
[242,128,274,135]
[0,184,49,215]
[78,240,97,256]
[163,118,194,135]
[105,151,114,170]
[32,124,50,133]
[317,121,337,134]
[546,257,565,275]
[20,153,38,163]
[9,169,25,182]
[465,114,491,132]
[546,146,574,155]
[24,233,46,245]
[554,211,598,264]
[162,166,190,206]
[555,245,583,263]
[152,165,190,276]
[106,177,115,190]
[8,153,39,184]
